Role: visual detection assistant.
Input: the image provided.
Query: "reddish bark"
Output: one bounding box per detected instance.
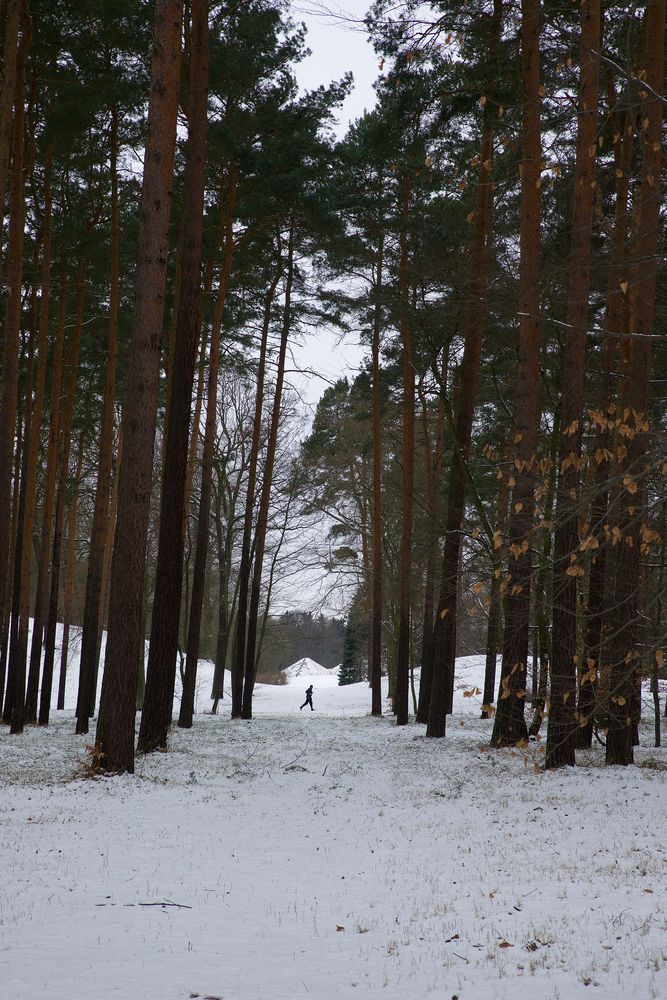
[179,167,238,729]
[395,180,414,727]
[77,105,120,733]
[606,0,664,766]
[490,0,542,748]
[39,261,85,725]
[241,227,294,720]
[94,0,184,773]
[370,232,384,717]
[137,0,208,755]
[0,5,30,731]
[546,0,601,769]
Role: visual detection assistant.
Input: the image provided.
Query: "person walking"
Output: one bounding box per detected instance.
[300,684,314,711]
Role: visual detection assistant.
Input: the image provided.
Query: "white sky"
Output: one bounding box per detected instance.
[289,2,379,414]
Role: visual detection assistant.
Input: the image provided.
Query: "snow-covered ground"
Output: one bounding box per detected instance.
[2,639,667,1000]
[282,656,339,681]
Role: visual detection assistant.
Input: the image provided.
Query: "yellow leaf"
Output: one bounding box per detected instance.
[439,608,449,619]
[620,280,629,294]
[480,95,487,106]
[481,704,496,717]
[514,502,524,514]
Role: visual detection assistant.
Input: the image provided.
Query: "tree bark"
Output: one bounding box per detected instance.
[370,231,384,717]
[577,69,634,749]
[241,226,294,719]
[0,5,30,730]
[39,260,85,725]
[232,257,283,718]
[546,0,601,769]
[606,0,664,766]
[416,354,447,724]
[427,40,497,736]
[76,104,120,734]
[395,180,414,727]
[25,265,69,722]
[490,0,542,748]
[137,0,208,754]
[178,165,237,729]
[56,432,84,710]
[0,0,20,264]
[94,0,184,773]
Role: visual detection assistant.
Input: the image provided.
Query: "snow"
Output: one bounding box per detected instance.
[282,656,340,682]
[2,637,667,1000]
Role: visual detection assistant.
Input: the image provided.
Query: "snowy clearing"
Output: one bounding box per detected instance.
[1,651,667,999]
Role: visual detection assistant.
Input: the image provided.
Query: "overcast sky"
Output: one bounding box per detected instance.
[286,3,379,415]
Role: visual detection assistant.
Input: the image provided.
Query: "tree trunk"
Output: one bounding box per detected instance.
[39,260,86,725]
[481,470,508,717]
[577,69,635,749]
[606,0,664,766]
[528,409,559,737]
[0,0,20,263]
[56,432,84,710]
[416,353,447,724]
[0,7,30,730]
[546,0,601,769]
[427,45,497,736]
[76,105,120,734]
[490,0,542,748]
[395,180,414,727]
[0,322,30,711]
[241,227,295,719]
[178,165,237,729]
[94,0,184,774]
[232,258,283,718]
[370,231,384,717]
[138,0,208,754]
[25,266,69,722]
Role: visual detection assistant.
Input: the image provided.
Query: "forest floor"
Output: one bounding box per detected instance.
[2,651,667,1000]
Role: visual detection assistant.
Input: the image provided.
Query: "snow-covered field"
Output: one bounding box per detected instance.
[2,643,667,1000]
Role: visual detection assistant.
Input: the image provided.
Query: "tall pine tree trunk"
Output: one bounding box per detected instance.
[0,7,30,729]
[490,0,542,748]
[77,104,120,734]
[178,165,237,729]
[577,70,634,748]
[546,0,601,768]
[370,231,384,717]
[25,266,68,722]
[416,354,447,724]
[427,54,497,737]
[241,227,294,720]
[232,258,283,718]
[395,180,413,727]
[57,431,84,710]
[0,0,20,262]
[138,0,208,754]
[39,260,85,725]
[606,0,664,766]
[94,0,184,773]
